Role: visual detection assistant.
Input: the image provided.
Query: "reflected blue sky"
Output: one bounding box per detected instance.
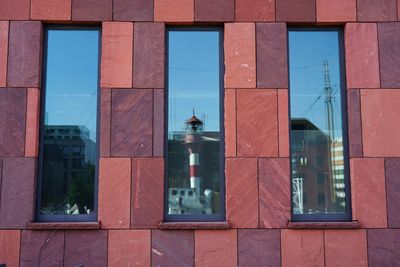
[289,30,343,136]
[45,29,99,141]
[168,30,220,132]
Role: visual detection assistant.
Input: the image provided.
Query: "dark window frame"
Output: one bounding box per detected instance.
[164,26,226,222]
[287,27,352,222]
[36,24,101,222]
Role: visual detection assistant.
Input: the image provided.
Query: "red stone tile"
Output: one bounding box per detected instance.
[99,158,131,229]
[0,230,20,267]
[225,23,256,89]
[237,89,278,157]
[64,230,107,267]
[276,0,316,22]
[195,230,237,267]
[152,230,194,267]
[7,21,42,88]
[72,0,112,21]
[278,89,289,157]
[325,229,367,267]
[101,22,133,88]
[25,88,40,157]
[154,0,194,22]
[20,230,64,267]
[195,0,234,21]
[347,89,363,158]
[281,230,324,267]
[225,89,236,157]
[378,23,400,88]
[113,0,153,21]
[100,89,111,157]
[0,0,30,20]
[133,23,164,89]
[226,158,258,228]
[131,158,164,228]
[153,89,164,157]
[368,229,400,266]
[350,158,387,227]
[357,0,397,21]
[259,158,290,228]
[108,230,150,267]
[257,23,288,89]
[386,158,400,228]
[0,21,8,87]
[31,0,71,20]
[361,90,400,157]
[0,158,36,228]
[316,0,356,22]
[345,23,380,89]
[0,88,26,157]
[111,89,153,157]
[235,0,275,21]
[238,229,281,267]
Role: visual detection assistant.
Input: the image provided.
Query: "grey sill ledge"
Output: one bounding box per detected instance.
[159,221,231,230]
[288,220,361,229]
[27,221,101,230]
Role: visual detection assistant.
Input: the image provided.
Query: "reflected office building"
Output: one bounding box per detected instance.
[291,119,346,214]
[41,125,96,215]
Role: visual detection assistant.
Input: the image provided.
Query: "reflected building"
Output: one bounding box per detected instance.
[41,125,96,214]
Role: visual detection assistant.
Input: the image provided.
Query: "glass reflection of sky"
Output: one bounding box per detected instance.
[168,30,220,132]
[45,29,99,141]
[289,30,343,136]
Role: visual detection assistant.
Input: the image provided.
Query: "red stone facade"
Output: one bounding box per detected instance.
[0,0,400,266]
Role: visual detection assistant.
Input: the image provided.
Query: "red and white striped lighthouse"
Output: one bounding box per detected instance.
[184,112,203,196]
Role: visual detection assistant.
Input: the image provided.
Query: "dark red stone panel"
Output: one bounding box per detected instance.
[20,230,64,267]
[238,229,281,267]
[7,21,41,88]
[348,89,363,158]
[113,0,154,21]
[368,229,400,266]
[64,230,107,267]
[133,23,164,89]
[0,230,20,267]
[0,88,26,157]
[357,0,397,21]
[259,158,290,228]
[195,0,234,22]
[276,0,316,22]
[378,22,400,88]
[100,89,111,157]
[153,89,164,157]
[0,0,30,20]
[386,158,400,228]
[257,23,288,89]
[131,158,164,228]
[152,230,194,267]
[235,0,275,21]
[72,0,112,21]
[0,158,35,228]
[111,89,153,157]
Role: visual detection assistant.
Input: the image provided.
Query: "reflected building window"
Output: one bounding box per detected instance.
[37,27,100,221]
[288,28,351,221]
[166,28,224,221]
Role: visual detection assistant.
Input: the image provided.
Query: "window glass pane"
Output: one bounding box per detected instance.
[167,29,223,217]
[288,30,348,216]
[39,28,99,216]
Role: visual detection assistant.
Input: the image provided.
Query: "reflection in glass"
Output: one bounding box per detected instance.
[39,28,99,216]
[288,29,348,216]
[167,29,222,217]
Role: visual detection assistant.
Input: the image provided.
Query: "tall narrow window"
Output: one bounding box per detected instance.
[166,28,224,221]
[288,28,351,221]
[37,26,100,221]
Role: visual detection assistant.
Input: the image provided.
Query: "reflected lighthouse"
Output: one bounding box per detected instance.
[184,111,203,196]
